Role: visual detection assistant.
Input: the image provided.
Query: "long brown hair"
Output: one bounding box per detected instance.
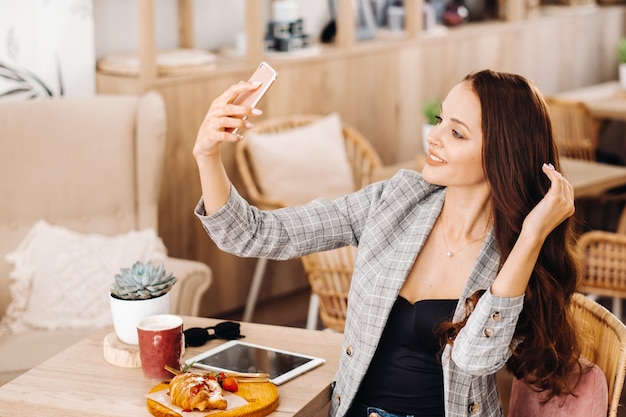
[442,70,582,398]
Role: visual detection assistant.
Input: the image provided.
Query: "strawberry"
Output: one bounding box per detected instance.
[220,376,239,393]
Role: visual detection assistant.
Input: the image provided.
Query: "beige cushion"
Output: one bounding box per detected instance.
[1,221,167,335]
[245,112,355,206]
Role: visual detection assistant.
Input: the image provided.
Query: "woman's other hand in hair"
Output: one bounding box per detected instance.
[521,163,575,242]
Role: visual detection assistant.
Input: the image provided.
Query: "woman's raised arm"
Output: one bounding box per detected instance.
[192,81,263,214]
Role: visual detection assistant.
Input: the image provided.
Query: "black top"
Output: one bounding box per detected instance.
[355,297,458,416]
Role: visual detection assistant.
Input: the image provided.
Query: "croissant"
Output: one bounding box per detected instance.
[168,372,227,411]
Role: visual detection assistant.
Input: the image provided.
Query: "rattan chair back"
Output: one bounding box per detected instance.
[546,96,598,161]
[300,246,356,332]
[570,292,626,417]
[576,230,626,299]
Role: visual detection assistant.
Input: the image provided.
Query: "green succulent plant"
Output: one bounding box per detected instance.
[111,260,177,300]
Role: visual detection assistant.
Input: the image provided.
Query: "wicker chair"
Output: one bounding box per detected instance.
[235,114,382,328]
[570,292,626,417]
[576,230,626,319]
[300,246,357,332]
[546,96,599,161]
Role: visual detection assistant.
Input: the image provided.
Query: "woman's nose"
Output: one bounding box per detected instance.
[426,125,442,147]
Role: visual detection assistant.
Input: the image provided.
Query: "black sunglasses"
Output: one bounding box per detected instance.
[183,321,244,347]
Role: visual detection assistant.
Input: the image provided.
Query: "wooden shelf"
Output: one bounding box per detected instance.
[125,0,543,88]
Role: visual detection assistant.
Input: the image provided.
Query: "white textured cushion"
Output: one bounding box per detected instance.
[0,220,167,335]
[245,113,355,206]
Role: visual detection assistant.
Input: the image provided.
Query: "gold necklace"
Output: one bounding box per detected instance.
[441,219,488,258]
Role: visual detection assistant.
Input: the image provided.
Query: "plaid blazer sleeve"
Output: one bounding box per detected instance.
[193,174,429,259]
[451,288,524,375]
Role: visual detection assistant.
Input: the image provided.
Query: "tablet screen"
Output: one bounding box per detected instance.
[185,340,325,385]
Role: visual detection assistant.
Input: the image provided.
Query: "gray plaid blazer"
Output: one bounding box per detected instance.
[195,169,524,417]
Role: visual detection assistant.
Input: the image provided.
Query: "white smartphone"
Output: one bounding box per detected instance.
[230,61,277,134]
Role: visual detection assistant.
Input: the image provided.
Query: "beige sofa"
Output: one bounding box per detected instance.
[0,92,212,384]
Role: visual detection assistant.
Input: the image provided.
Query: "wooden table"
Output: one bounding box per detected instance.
[561,157,626,198]
[555,81,626,122]
[373,156,626,199]
[0,318,343,417]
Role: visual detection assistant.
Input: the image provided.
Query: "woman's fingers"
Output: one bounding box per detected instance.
[529,163,575,231]
[193,82,264,158]
[213,81,258,107]
[542,163,575,216]
[522,164,575,240]
[204,82,263,133]
[206,82,261,126]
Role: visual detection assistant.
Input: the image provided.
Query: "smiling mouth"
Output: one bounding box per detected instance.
[428,153,445,163]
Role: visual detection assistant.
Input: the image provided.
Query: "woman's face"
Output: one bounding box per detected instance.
[422,81,486,188]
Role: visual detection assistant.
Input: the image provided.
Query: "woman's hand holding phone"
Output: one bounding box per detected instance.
[193,62,277,158]
[193,62,277,215]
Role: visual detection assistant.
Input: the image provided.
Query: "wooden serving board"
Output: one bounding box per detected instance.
[147,381,279,417]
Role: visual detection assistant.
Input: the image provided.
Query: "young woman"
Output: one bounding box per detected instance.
[192,69,581,417]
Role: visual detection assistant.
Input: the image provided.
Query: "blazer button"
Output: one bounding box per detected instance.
[468,402,480,414]
[345,345,354,356]
[483,327,493,337]
[333,393,341,405]
[491,311,501,322]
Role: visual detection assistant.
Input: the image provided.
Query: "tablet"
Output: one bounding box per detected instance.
[185,340,325,385]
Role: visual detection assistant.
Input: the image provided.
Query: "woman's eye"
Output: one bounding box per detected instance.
[452,129,464,139]
[434,115,442,124]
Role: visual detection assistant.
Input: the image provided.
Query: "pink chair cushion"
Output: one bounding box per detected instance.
[508,362,608,417]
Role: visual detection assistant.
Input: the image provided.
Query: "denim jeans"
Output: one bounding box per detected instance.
[347,403,415,417]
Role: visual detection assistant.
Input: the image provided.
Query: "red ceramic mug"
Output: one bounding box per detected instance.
[137,314,184,380]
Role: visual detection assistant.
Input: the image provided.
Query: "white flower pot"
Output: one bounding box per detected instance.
[620,63,626,90]
[109,292,170,345]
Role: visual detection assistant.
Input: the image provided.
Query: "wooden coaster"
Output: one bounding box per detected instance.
[103,332,142,368]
